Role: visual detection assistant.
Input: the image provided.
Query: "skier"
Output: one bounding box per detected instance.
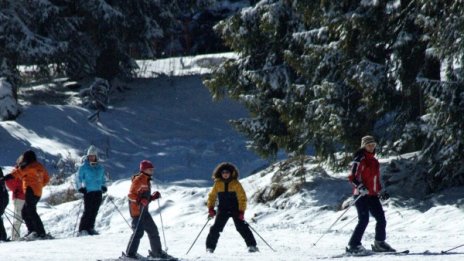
[3,149,50,240]
[0,168,9,241]
[125,160,172,259]
[346,135,394,254]
[5,163,25,241]
[75,145,107,236]
[205,162,258,253]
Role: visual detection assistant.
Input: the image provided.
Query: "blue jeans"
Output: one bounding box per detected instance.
[348,195,386,246]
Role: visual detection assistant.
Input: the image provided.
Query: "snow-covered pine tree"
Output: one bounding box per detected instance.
[206,0,394,162]
[0,0,67,79]
[0,77,20,121]
[410,0,464,191]
[206,0,464,192]
[205,0,303,159]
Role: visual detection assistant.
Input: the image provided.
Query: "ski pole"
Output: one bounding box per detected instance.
[186,217,212,255]
[246,222,276,252]
[126,206,146,254]
[157,198,168,252]
[442,243,464,253]
[335,215,358,232]
[5,208,24,223]
[107,196,132,230]
[74,199,83,236]
[312,194,363,246]
[4,211,21,238]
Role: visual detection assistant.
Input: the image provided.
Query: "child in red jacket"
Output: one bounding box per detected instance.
[5,174,25,240]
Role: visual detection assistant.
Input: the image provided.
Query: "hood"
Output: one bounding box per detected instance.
[212,162,239,180]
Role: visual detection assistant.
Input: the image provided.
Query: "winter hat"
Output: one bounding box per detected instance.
[87,145,98,156]
[140,160,154,173]
[361,135,376,148]
[22,150,37,163]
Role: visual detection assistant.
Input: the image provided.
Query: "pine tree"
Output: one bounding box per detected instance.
[206,0,464,192]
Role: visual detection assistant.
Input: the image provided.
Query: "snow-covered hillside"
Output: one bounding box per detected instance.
[1,57,267,181]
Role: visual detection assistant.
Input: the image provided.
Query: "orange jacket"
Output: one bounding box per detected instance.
[128,172,151,217]
[11,162,50,197]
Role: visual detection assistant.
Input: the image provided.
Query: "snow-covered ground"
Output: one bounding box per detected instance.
[1,165,464,261]
[1,53,464,260]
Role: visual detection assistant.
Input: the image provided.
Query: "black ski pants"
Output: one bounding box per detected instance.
[126,207,162,257]
[79,191,103,232]
[22,187,46,236]
[206,210,257,250]
[0,194,8,240]
[348,195,386,247]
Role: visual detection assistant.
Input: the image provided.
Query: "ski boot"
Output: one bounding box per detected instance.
[346,244,370,255]
[372,240,396,252]
[248,246,259,253]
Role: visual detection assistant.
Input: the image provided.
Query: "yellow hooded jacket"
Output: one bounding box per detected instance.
[207,162,247,213]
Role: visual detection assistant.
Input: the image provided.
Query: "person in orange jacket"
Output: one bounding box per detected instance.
[125,160,171,259]
[5,166,25,241]
[205,162,258,253]
[3,150,50,240]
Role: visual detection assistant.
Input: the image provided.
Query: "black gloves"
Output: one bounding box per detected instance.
[78,187,87,194]
[379,191,390,200]
[101,186,107,193]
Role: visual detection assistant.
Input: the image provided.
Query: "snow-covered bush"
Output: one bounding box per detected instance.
[80,78,111,111]
[0,77,20,121]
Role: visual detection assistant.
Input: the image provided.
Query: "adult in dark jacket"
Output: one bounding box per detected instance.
[205,162,258,253]
[0,168,9,241]
[75,145,107,235]
[346,135,395,254]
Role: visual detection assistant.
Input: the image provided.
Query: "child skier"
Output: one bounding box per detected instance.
[5,167,25,241]
[125,160,172,259]
[75,145,107,236]
[346,135,395,254]
[205,162,258,253]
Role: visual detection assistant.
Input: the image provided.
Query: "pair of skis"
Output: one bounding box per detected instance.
[329,249,464,259]
[97,252,179,261]
[330,249,409,258]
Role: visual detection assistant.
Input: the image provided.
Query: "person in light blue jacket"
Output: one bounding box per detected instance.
[75,145,107,235]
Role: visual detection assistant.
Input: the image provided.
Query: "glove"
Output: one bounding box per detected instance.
[379,191,390,200]
[140,198,149,207]
[150,191,161,201]
[78,187,87,194]
[238,211,245,221]
[208,208,216,218]
[357,185,368,196]
[101,186,107,193]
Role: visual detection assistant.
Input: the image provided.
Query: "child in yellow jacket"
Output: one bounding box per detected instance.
[205,162,258,253]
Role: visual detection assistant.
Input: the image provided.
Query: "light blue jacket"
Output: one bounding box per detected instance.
[75,160,106,192]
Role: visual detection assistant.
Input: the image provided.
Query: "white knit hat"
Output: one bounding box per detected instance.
[86,145,98,156]
[361,135,376,148]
